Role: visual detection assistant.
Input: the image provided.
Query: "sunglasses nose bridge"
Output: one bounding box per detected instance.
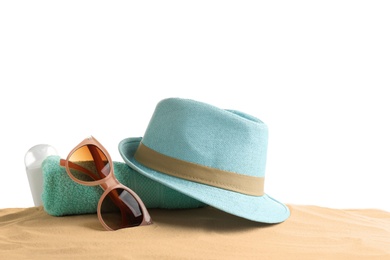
[101,176,120,190]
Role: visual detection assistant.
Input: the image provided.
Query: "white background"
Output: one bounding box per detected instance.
[1,1,389,211]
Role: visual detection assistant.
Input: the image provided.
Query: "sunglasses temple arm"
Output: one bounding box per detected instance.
[59,159,99,181]
[88,145,109,179]
[107,189,135,227]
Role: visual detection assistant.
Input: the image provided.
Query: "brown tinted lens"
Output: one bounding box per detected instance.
[100,188,144,230]
[68,145,110,182]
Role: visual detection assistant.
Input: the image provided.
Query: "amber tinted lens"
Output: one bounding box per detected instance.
[68,145,110,182]
[100,188,144,230]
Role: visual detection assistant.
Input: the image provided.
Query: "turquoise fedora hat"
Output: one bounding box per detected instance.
[118,98,290,223]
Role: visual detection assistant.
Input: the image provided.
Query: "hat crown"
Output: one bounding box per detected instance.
[141,98,268,178]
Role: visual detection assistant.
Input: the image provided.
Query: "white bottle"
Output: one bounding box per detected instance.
[24,144,58,207]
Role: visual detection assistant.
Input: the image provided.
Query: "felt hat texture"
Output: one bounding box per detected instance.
[119,98,290,223]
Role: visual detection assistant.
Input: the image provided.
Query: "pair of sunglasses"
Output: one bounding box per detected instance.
[60,136,152,231]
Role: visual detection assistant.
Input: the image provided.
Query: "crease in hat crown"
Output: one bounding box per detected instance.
[137,98,268,186]
[119,97,290,223]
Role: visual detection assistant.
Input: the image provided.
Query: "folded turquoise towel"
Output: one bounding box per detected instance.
[42,156,205,216]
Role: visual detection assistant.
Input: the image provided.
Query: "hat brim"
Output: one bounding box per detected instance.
[118,137,290,223]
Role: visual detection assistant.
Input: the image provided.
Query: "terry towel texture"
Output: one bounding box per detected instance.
[42,156,205,216]
[0,205,389,259]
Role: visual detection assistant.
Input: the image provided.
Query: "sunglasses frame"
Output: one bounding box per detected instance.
[61,136,152,231]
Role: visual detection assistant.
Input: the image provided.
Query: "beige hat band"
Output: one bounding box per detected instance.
[134,142,264,196]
